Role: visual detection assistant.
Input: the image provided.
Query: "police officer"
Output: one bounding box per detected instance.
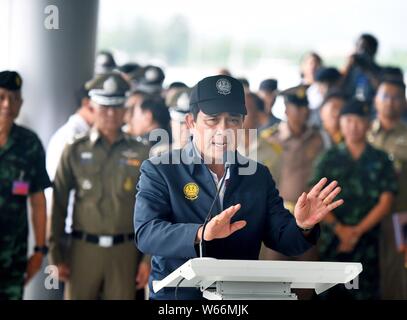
[258,86,324,212]
[0,71,51,299]
[134,75,344,300]
[136,65,165,97]
[167,87,192,149]
[368,78,407,299]
[49,73,150,300]
[310,99,398,299]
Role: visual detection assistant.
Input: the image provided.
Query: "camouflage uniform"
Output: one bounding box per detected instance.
[368,119,407,299]
[0,124,51,299]
[310,142,398,299]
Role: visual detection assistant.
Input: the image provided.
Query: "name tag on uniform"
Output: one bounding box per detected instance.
[12,180,29,196]
[80,152,93,164]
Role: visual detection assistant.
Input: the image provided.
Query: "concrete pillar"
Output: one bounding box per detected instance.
[5,0,99,299]
[8,0,99,145]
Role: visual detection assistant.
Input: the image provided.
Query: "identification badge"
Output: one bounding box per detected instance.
[80,152,93,164]
[12,171,29,196]
[12,181,29,195]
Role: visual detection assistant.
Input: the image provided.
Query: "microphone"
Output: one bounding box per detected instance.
[199,151,233,258]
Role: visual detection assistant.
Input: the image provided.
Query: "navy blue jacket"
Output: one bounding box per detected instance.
[134,142,319,299]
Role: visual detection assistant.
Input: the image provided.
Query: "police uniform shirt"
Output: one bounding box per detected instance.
[50,128,149,265]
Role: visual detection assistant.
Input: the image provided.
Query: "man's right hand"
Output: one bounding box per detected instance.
[196,204,247,242]
[56,263,70,282]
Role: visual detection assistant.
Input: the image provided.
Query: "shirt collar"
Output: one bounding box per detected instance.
[89,127,126,147]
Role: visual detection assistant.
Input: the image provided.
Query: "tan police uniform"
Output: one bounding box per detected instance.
[49,73,150,299]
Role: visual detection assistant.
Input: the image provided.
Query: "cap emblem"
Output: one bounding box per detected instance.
[103,77,118,94]
[216,78,232,95]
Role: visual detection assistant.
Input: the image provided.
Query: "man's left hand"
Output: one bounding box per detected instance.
[294,177,344,230]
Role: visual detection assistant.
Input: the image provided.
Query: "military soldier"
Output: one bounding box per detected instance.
[367,78,407,299]
[310,99,398,299]
[49,73,150,300]
[0,71,51,299]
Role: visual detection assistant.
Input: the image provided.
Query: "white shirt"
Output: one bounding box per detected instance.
[208,168,230,211]
[46,113,90,180]
[192,141,230,211]
[46,113,90,232]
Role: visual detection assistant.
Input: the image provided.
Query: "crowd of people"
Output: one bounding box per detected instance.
[0,32,406,300]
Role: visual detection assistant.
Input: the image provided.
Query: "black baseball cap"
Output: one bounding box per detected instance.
[340,99,370,118]
[189,75,247,115]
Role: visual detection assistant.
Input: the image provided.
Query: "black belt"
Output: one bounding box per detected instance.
[71,230,135,247]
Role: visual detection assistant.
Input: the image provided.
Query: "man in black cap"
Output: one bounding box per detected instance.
[134,75,344,300]
[310,99,397,299]
[0,71,51,299]
[49,72,151,299]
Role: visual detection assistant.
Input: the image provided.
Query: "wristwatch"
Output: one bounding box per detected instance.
[297,224,313,232]
[34,245,49,255]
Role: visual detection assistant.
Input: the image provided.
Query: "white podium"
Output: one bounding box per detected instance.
[153,258,363,300]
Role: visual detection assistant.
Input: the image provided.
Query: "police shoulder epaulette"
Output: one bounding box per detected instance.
[68,132,88,145]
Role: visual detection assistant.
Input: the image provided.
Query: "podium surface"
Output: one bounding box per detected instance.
[153,258,363,300]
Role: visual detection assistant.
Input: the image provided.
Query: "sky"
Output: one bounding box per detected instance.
[99,0,407,56]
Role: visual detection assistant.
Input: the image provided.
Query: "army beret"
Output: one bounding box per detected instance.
[0,71,22,91]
